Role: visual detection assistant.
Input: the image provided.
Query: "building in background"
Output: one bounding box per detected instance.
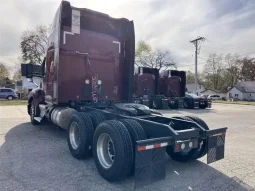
[14,77,42,98]
[227,81,255,101]
[186,83,205,95]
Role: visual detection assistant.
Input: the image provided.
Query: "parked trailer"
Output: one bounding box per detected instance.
[21,1,227,188]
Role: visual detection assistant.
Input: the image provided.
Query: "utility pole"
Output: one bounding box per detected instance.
[190,36,205,95]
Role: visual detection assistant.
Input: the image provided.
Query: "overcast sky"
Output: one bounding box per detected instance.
[1,0,255,71]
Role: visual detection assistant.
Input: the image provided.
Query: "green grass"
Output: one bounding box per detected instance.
[0,99,27,106]
[213,100,255,105]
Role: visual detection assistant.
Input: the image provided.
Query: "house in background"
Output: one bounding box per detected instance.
[21,76,41,90]
[186,83,205,95]
[227,81,255,101]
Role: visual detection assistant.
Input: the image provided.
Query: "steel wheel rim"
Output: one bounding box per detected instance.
[97,133,115,169]
[69,122,80,150]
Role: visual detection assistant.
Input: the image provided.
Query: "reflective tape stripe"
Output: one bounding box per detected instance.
[146,145,154,150]
[210,132,226,137]
[137,142,168,151]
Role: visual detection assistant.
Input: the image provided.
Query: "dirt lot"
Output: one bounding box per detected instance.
[0,104,255,191]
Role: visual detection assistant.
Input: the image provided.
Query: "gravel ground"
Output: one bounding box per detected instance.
[0,104,255,191]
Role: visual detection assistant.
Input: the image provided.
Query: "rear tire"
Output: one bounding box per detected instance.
[185,116,209,159]
[93,120,133,182]
[88,111,105,129]
[67,112,94,159]
[166,116,202,162]
[119,119,147,175]
[120,119,147,142]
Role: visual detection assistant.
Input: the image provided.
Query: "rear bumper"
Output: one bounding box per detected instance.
[134,127,227,188]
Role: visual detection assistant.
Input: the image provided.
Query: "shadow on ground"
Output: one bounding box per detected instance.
[0,123,254,191]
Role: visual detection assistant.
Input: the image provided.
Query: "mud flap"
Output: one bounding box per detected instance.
[135,147,167,189]
[134,138,171,189]
[207,132,226,164]
[161,99,169,109]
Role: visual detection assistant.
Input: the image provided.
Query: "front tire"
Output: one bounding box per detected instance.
[67,113,94,159]
[199,104,207,109]
[30,101,40,125]
[93,120,133,182]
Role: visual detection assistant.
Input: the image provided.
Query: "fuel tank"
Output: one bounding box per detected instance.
[47,106,77,130]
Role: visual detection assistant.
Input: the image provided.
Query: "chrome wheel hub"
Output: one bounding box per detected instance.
[69,122,80,150]
[97,133,115,169]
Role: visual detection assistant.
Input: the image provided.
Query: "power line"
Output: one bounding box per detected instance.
[177,61,207,68]
[205,39,255,52]
[201,44,255,56]
[203,43,255,54]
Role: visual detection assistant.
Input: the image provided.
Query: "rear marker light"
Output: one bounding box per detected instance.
[175,144,180,151]
[137,142,168,151]
[137,146,146,151]
[194,140,198,148]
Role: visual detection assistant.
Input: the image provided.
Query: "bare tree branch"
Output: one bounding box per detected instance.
[20,25,50,64]
[135,41,177,71]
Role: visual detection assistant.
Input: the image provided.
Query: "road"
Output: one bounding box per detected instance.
[0,104,255,191]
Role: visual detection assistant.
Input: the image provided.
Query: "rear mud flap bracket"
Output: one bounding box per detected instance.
[207,132,226,164]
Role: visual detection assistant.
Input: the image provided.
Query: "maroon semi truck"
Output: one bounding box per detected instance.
[160,70,212,109]
[21,1,227,188]
[133,67,169,109]
[133,67,185,109]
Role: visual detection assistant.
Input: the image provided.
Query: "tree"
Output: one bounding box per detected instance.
[186,70,195,84]
[223,53,241,87]
[203,53,224,90]
[240,58,255,81]
[135,41,176,70]
[12,63,22,82]
[0,62,10,79]
[20,25,49,64]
